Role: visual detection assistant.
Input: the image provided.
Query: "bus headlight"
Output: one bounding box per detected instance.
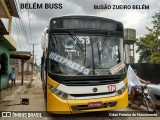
[48,84,70,100]
[117,84,128,95]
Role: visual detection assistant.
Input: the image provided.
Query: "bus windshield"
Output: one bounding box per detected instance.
[49,33,124,76]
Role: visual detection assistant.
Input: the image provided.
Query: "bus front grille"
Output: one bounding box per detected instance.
[62,79,121,86]
[71,101,117,111]
[70,92,115,97]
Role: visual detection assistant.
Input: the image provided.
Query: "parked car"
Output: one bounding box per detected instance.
[147,84,160,109]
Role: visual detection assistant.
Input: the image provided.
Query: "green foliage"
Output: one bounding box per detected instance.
[136,10,160,64]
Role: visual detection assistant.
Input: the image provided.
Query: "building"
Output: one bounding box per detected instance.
[124,28,136,64]
[10,51,32,85]
[0,0,19,90]
[34,63,41,74]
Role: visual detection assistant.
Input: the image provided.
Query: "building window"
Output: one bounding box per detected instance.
[1,53,8,75]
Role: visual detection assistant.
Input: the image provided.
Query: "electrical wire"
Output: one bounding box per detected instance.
[14,0,31,51]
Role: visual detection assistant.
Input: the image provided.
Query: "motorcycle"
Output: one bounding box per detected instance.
[129,83,156,113]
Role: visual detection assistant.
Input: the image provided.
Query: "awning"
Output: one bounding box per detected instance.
[0,35,16,51]
[0,0,19,18]
[5,0,19,18]
[10,51,32,60]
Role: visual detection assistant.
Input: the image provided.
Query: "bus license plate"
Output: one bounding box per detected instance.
[88,102,102,108]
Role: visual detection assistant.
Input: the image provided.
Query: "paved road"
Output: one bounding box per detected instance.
[0,76,159,120]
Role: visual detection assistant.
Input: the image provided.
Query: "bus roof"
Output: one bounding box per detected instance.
[50,15,122,24]
[49,15,123,34]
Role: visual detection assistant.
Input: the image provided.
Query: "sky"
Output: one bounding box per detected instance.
[9,0,160,65]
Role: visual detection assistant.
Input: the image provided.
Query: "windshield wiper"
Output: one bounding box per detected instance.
[52,35,59,51]
[99,33,110,55]
[97,33,110,64]
[117,47,121,63]
[97,43,102,65]
[84,39,87,65]
[69,31,85,52]
[69,31,87,66]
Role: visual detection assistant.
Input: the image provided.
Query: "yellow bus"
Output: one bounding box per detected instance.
[41,16,128,114]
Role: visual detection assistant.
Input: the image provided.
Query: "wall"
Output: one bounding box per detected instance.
[131,63,160,84]
[10,59,32,81]
[0,43,10,90]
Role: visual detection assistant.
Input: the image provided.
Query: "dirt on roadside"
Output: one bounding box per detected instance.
[0,75,45,111]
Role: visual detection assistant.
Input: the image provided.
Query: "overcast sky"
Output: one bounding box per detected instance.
[10,0,160,65]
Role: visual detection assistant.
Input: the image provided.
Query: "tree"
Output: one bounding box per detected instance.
[136,10,160,64]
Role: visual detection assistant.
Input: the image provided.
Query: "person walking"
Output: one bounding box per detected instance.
[10,68,16,87]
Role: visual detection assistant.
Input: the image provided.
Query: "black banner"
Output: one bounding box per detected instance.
[131,63,160,84]
[0,111,159,117]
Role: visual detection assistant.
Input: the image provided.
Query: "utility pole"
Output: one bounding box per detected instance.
[21,57,24,86]
[35,55,38,74]
[35,55,37,65]
[29,44,38,64]
[29,44,38,77]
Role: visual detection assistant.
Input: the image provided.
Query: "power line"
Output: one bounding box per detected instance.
[15,19,22,51]
[29,43,38,75]
[27,0,33,43]
[18,0,29,42]
[29,43,38,64]
[14,0,31,51]
[13,14,27,51]
[17,19,28,51]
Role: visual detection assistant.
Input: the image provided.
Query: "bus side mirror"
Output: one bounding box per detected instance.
[41,28,49,49]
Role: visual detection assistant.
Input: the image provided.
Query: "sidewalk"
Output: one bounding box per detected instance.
[0,75,46,119]
[0,79,30,105]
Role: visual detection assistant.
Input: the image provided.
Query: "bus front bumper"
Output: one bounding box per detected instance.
[47,89,128,114]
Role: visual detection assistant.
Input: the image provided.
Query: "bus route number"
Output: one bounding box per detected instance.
[77,36,90,45]
[108,84,116,92]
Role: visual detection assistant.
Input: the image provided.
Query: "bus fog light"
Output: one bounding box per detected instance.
[117,90,123,95]
[116,84,127,95]
[62,93,69,99]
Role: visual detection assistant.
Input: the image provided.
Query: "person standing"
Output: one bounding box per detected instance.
[10,68,16,87]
